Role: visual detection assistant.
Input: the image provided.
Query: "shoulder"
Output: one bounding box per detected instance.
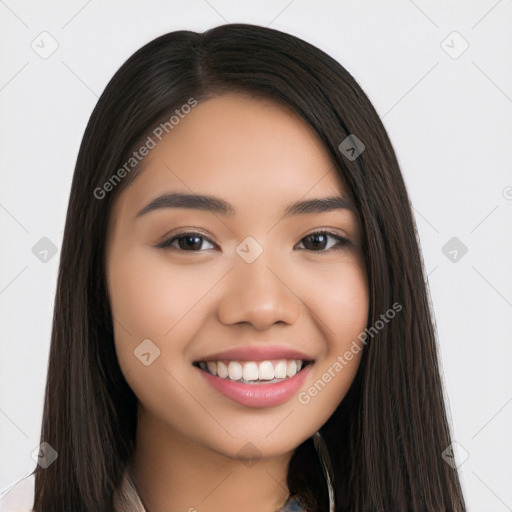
[0,472,35,512]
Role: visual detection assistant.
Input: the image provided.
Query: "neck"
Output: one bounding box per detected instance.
[130,406,293,512]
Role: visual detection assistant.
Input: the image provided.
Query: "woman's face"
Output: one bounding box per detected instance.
[106,92,368,460]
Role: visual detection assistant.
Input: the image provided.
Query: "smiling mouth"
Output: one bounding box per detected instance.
[193,359,314,384]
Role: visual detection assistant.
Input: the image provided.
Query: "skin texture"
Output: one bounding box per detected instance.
[105,93,369,512]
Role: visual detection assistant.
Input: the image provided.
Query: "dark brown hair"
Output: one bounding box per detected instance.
[32,23,465,511]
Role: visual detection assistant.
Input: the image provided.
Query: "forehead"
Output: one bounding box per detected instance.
[117,93,349,218]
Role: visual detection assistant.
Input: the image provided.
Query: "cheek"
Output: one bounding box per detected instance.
[294,259,368,421]
[107,247,226,377]
[108,248,211,337]
[107,247,180,376]
[108,251,173,338]
[107,247,204,409]
[304,258,369,345]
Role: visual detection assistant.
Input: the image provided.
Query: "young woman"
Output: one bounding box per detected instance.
[3,23,465,511]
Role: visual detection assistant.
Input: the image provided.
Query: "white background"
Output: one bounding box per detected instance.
[1,1,511,510]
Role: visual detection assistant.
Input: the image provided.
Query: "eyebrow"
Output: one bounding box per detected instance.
[135,192,355,220]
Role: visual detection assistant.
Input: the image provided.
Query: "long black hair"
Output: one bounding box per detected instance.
[33,23,465,511]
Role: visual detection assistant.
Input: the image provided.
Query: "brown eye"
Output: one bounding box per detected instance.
[156,232,216,252]
[296,231,350,253]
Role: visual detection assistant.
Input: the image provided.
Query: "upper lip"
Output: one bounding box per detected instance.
[194,345,314,362]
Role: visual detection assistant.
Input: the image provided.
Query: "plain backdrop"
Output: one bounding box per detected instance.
[1,1,511,510]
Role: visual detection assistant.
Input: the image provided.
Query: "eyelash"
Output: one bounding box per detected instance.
[155,230,351,255]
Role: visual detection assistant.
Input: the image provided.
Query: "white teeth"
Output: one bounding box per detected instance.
[286,360,297,377]
[274,361,287,379]
[228,361,243,381]
[217,361,229,378]
[198,359,306,382]
[206,361,217,376]
[258,361,274,380]
[242,361,258,381]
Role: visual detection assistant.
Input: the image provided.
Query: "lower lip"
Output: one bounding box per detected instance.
[196,364,312,408]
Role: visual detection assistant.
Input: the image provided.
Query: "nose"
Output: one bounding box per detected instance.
[216,251,301,331]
